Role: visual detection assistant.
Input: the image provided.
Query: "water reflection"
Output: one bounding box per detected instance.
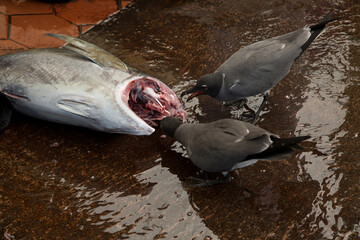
[73,159,217,239]
[294,12,360,239]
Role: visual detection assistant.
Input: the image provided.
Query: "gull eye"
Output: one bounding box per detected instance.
[201,85,208,89]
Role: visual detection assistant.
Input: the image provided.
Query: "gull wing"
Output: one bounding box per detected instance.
[223,29,310,97]
[224,13,336,98]
[175,119,274,172]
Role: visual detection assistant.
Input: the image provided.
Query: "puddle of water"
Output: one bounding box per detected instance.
[1,0,360,239]
[74,162,217,239]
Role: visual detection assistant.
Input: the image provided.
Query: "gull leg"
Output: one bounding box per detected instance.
[234,170,253,198]
[242,92,269,123]
[251,92,269,123]
[241,103,256,121]
[188,172,231,187]
[226,99,249,120]
[224,99,247,108]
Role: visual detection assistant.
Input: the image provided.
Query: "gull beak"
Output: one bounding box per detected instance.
[186,90,205,102]
[181,87,206,102]
[180,90,190,97]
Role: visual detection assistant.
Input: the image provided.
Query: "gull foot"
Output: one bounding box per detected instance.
[188,175,231,187]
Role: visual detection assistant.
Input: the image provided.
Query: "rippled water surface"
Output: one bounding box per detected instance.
[1,0,360,239]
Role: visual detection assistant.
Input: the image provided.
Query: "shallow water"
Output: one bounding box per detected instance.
[1,0,360,239]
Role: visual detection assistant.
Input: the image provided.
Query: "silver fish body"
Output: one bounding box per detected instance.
[0,34,186,135]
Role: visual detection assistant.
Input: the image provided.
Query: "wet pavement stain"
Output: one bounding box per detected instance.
[1,0,360,239]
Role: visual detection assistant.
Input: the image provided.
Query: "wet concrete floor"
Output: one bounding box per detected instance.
[1,0,360,239]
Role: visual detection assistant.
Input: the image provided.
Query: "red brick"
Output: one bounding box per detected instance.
[55,0,118,25]
[11,15,79,48]
[0,40,26,56]
[80,25,94,34]
[0,0,52,15]
[121,1,132,8]
[0,14,8,39]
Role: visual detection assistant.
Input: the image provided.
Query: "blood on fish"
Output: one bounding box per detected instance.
[126,77,185,126]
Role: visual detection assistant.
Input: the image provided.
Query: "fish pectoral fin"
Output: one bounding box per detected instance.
[45,33,130,72]
[57,99,94,118]
[0,92,13,132]
[1,90,30,101]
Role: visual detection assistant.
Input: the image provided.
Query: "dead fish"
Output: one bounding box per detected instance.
[0,34,186,135]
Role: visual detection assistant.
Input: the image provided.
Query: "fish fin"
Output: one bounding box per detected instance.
[0,92,12,132]
[57,99,93,118]
[2,91,30,101]
[45,33,130,72]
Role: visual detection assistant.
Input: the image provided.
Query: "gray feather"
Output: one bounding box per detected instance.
[174,119,276,172]
[216,28,310,100]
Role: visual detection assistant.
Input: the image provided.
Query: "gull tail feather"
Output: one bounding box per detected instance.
[300,13,340,52]
[245,136,310,161]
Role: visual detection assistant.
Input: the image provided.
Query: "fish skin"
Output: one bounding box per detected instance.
[0,37,184,135]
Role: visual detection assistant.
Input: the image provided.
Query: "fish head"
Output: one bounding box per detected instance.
[115,75,186,135]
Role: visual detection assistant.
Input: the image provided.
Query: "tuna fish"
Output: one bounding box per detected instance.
[0,34,186,135]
